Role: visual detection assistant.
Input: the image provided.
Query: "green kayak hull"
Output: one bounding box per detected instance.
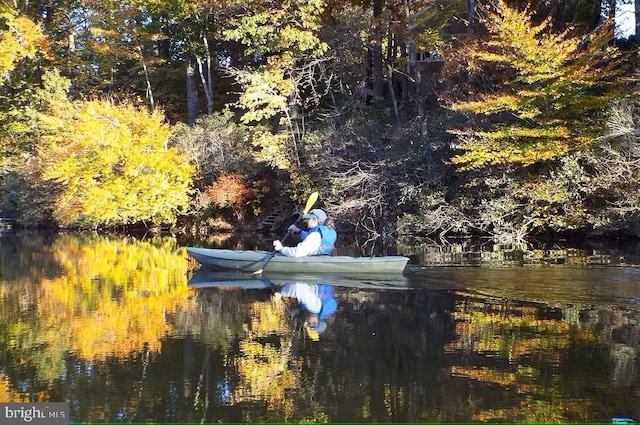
[187,268,411,290]
[186,247,409,274]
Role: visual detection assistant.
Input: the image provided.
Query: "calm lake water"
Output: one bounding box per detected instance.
[1,230,639,423]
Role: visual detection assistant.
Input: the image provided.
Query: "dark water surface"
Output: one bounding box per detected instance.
[1,231,639,423]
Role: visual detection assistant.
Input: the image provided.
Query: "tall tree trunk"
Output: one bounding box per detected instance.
[286,69,302,169]
[196,35,214,115]
[558,0,567,30]
[186,55,199,125]
[636,0,640,36]
[139,45,155,110]
[397,39,409,123]
[607,0,617,19]
[404,0,431,162]
[466,0,475,32]
[387,30,400,125]
[387,64,400,125]
[370,0,385,97]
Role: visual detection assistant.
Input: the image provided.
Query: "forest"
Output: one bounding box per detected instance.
[1,0,640,245]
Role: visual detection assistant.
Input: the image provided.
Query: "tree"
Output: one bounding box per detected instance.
[580,99,640,230]
[404,0,636,243]
[32,0,165,104]
[446,0,628,169]
[34,72,194,227]
[0,7,49,150]
[200,172,253,221]
[144,0,229,122]
[0,8,50,221]
[636,0,640,36]
[223,0,328,171]
[0,8,47,83]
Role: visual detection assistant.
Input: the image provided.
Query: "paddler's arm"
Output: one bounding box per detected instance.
[276,231,321,257]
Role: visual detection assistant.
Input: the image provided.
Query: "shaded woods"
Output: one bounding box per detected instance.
[1,0,640,245]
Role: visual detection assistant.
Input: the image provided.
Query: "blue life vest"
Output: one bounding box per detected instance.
[308,224,336,255]
[317,284,337,318]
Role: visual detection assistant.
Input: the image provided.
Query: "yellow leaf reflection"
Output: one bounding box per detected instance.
[446,295,601,421]
[10,233,191,362]
[0,373,17,402]
[233,299,296,420]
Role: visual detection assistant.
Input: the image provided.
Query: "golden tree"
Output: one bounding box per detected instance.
[447,0,627,169]
[224,0,328,171]
[0,9,47,83]
[35,77,194,226]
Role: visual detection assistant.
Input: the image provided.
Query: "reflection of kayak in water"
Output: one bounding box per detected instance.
[187,269,412,290]
[186,247,409,274]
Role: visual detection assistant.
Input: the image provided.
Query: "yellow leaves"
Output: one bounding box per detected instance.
[479,2,575,84]
[480,3,574,76]
[516,180,571,205]
[452,93,539,118]
[236,339,297,405]
[476,125,571,140]
[0,373,18,402]
[37,99,194,226]
[232,65,299,169]
[226,0,325,56]
[451,130,573,169]
[279,25,326,53]
[251,129,292,169]
[6,234,190,362]
[449,0,625,169]
[226,0,326,176]
[249,300,288,337]
[233,299,296,415]
[236,69,292,123]
[0,12,48,82]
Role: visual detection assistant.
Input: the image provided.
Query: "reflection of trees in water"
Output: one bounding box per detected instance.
[175,286,459,422]
[446,295,640,422]
[296,289,458,422]
[0,232,191,409]
[582,307,640,387]
[399,240,640,266]
[176,287,299,422]
[3,229,640,422]
[0,231,63,281]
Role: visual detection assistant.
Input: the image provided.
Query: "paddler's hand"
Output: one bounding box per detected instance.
[273,240,283,251]
[288,224,301,234]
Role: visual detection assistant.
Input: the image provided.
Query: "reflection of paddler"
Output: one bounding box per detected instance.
[273,282,337,341]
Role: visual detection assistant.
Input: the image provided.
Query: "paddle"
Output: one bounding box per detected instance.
[252,191,319,274]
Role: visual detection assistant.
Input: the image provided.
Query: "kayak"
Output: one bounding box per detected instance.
[187,268,411,290]
[186,247,409,274]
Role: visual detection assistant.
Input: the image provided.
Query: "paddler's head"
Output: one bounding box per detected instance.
[302,209,327,227]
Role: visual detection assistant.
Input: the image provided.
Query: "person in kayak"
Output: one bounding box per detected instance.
[273,208,337,257]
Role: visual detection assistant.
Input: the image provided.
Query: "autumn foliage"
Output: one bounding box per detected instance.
[0,0,639,240]
[447,0,626,168]
[0,9,48,82]
[36,95,194,227]
[200,172,253,220]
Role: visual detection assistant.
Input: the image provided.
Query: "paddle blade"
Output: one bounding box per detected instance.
[303,191,319,214]
[304,324,320,341]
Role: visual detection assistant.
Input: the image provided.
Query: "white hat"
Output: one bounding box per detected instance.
[302,208,327,223]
